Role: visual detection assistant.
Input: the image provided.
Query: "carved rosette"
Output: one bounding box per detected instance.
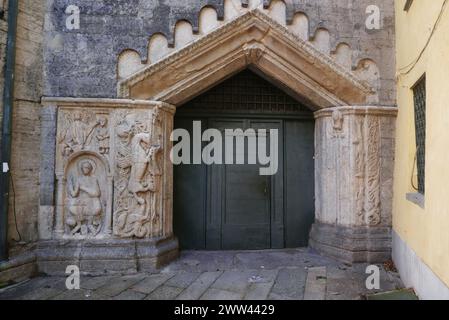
[53,101,175,240]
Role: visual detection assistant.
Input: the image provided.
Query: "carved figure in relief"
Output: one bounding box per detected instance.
[128,132,162,204]
[332,109,344,138]
[59,110,99,156]
[66,160,102,236]
[114,107,164,238]
[95,116,110,155]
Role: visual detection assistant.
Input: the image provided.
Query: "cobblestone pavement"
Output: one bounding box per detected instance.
[0,248,404,300]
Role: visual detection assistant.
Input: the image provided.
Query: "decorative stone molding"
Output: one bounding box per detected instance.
[117,2,383,101]
[310,106,397,263]
[38,98,178,274]
[118,9,374,109]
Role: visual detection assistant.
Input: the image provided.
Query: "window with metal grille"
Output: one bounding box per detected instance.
[413,76,426,195]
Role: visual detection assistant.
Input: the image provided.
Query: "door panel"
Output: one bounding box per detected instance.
[173,117,207,249]
[209,119,276,250]
[221,164,271,249]
[284,120,315,247]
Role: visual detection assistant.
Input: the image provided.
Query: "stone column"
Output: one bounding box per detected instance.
[310,106,397,263]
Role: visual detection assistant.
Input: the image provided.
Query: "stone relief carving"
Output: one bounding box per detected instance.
[58,110,111,157]
[315,107,387,227]
[66,158,103,237]
[350,115,381,226]
[95,116,110,155]
[353,117,365,224]
[54,105,169,240]
[364,116,381,225]
[332,109,344,138]
[56,108,114,239]
[52,103,173,240]
[113,107,164,238]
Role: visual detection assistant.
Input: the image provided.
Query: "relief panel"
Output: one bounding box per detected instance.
[53,104,173,240]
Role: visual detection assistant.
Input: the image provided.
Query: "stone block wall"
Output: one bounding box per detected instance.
[0,0,45,254]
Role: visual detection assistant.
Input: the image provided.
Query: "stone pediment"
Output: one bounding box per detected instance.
[118,9,374,109]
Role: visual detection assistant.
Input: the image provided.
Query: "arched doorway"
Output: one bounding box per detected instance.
[173,69,315,250]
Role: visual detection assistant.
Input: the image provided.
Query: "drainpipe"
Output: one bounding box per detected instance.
[1,0,19,262]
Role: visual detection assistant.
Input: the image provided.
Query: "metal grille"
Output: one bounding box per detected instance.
[180,69,311,114]
[413,77,426,194]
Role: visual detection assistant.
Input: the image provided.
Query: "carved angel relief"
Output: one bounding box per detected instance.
[113,107,164,238]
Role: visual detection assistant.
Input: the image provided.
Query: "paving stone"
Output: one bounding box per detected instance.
[18,287,63,300]
[267,292,293,300]
[95,274,146,297]
[304,267,327,300]
[244,269,278,300]
[113,289,146,300]
[80,276,115,290]
[210,270,255,294]
[1,277,67,300]
[164,251,236,273]
[235,250,305,270]
[51,289,107,300]
[165,272,201,289]
[177,271,223,300]
[270,267,307,300]
[200,288,243,300]
[132,273,176,294]
[0,250,406,300]
[325,265,370,300]
[0,277,62,299]
[146,286,183,300]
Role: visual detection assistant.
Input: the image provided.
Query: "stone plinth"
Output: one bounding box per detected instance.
[310,106,397,263]
[38,98,178,275]
[36,237,179,276]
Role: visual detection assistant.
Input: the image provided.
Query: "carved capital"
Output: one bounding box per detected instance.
[242,42,266,64]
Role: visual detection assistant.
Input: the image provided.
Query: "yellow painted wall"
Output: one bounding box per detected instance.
[394,0,449,286]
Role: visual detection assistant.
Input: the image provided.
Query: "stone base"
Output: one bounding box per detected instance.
[36,237,179,276]
[309,222,391,264]
[0,251,37,285]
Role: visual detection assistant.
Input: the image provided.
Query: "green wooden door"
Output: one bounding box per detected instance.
[206,119,283,250]
[173,69,314,250]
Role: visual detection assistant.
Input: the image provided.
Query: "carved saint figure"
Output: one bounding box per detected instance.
[95,116,110,155]
[128,132,162,205]
[66,160,103,236]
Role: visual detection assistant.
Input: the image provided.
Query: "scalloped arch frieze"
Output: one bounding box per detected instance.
[118,9,374,109]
